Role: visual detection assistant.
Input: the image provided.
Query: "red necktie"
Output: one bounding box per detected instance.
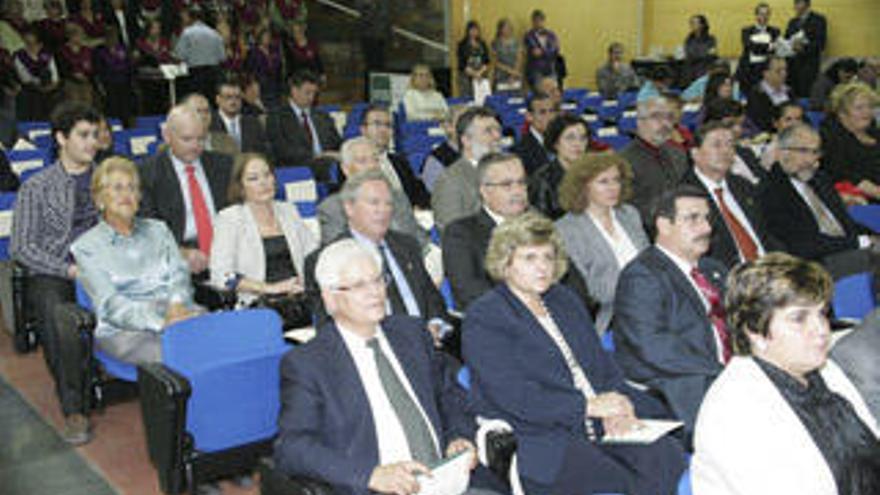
[301,111,314,149]
[690,267,731,364]
[185,164,212,254]
[713,187,759,262]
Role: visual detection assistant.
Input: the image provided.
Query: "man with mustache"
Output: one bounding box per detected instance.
[613,185,729,448]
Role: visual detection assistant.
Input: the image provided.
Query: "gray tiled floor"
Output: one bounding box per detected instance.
[0,377,116,495]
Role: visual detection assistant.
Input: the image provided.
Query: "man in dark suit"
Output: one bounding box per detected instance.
[746,56,794,133]
[680,121,781,268]
[614,185,729,445]
[759,123,877,279]
[443,152,528,310]
[359,104,431,209]
[277,239,499,495]
[785,0,827,98]
[735,2,780,93]
[140,105,233,274]
[619,96,689,221]
[211,77,270,157]
[510,92,558,175]
[266,70,341,179]
[306,169,448,332]
[105,0,140,50]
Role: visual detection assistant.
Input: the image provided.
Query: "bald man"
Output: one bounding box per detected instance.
[140,105,233,274]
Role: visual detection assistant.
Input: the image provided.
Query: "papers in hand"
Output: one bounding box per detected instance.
[601,419,683,444]
[416,450,472,495]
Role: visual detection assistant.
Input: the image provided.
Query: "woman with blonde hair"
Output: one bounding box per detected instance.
[402,63,448,121]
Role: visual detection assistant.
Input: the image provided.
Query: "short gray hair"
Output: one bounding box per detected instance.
[315,239,378,289]
[777,122,817,149]
[340,136,374,166]
[636,96,668,119]
[163,104,201,135]
[477,152,521,185]
[339,168,391,203]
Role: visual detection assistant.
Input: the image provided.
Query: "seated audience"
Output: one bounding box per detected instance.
[490,18,522,92]
[682,60,736,103]
[534,74,562,105]
[693,253,880,495]
[210,76,271,156]
[10,102,101,445]
[140,105,234,275]
[529,113,590,220]
[614,185,729,445]
[70,0,105,46]
[421,105,465,193]
[556,152,649,333]
[359,104,431,209]
[636,65,673,103]
[735,2,780,94]
[210,153,317,308]
[183,92,237,156]
[308,170,447,334]
[809,57,858,111]
[510,92,558,176]
[746,56,793,133]
[443,152,529,310]
[699,70,735,120]
[619,96,689,220]
[680,121,781,268]
[665,93,696,151]
[402,64,448,122]
[832,309,880,421]
[266,69,342,180]
[241,74,267,117]
[596,42,639,99]
[94,115,118,163]
[72,157,199,365]
[702,98,767,184]
[463,212,686,494]
[275,239,500,495]
[760,123,877,279]
[14,28,60,121]
[759,101,806,170]
[819,81,880,201]
[431,106,502,231]
[318,137,429,249]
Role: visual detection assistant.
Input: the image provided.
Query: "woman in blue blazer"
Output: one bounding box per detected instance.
[462,212,684,495]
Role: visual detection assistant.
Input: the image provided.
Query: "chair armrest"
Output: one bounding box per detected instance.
[138,362,192,494]
[258,457,335,495]
[193,281,236,311]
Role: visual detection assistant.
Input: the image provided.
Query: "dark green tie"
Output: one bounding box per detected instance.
[366,337,439,464]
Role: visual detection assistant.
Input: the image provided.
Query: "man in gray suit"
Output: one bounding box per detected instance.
[619,96,688,221]
[831,309,880,420]
[318,137,429,250]
[431,107,502,232]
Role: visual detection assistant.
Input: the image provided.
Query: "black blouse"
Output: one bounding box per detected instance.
[820,116,880,186]
[262,235,297,283]
[755,358,880,494]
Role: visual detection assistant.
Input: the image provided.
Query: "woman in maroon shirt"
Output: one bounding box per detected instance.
[284,20,324,83]
[245,28,284,108]
[70,0,105,47]
[58,23,95,105]
[134,19,175,115]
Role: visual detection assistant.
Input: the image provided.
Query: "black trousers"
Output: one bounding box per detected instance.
[28,274,85,416]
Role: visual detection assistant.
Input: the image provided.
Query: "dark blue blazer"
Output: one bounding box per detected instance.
[612,246,727,437]
[462,283,668,486]
[273,316,473,495]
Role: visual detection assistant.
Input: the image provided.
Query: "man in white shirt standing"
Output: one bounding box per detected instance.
[174,5,225,102]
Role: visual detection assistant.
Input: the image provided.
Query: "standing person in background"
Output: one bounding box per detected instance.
[36,0,67,55]
[736,3,780,94]
[174,5,225,102]
[58,23,95,106]
[596,42,639,100]
[490,18,522,93]
[245,28,285,110]
[94,24,134,127]
[785,0,827,98]
[134,18,176,116]
[14,28,59,122]
[355,0,390,74]
[524,9,561,90]
[284,20,324,83]
[69,0,104,47]
[456,21,489,99]
[683,14,717,86]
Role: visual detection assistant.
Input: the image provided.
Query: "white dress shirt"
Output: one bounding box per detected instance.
[337,325,440,465]
[588,209,639,269]
[169,152,218,242]
[379,152,405,193]
[219,112,241,148]
[694,168,766,260]
[290,102,322,156]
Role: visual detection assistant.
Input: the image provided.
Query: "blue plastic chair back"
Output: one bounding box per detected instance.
[134,115,166,133]
[74,282,139,381]
[162,309,289,452]
[833,272,876,320]
[17,121,51,141]
[6,148,50,177]
[0,192,15,261]
[848,204,880,234]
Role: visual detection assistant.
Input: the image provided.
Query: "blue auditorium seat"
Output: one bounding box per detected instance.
[833,272,875,321]
[0,192,15,261]
[6,148,50,177]
[848,204,880,234]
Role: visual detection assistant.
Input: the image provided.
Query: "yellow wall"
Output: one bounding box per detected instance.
[449,0,641,91]
[644,0,880,58]
[450,0,880,92]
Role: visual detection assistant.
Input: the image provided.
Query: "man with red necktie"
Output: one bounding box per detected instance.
[614,185,730,449]
[140,104,233,276]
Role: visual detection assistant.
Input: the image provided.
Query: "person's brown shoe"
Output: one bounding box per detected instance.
[62,414,91,445]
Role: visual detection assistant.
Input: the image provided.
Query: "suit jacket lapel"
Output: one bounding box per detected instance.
[383,322,443,437]
[650,247,708,319]
[385,233,422,315]
[159,154,186,241]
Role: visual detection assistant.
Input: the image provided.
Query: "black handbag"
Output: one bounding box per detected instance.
[253,293,313,330]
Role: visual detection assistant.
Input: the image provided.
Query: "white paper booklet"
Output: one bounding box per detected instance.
[416,450,472,495]
[601,419,683,444]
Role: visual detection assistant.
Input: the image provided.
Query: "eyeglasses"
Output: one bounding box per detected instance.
[332,273,389,292]
[639,112,676,122]
[675,212,711,225]
[783,147,822,157]
[367,121,393,129]
[483,178,527,189]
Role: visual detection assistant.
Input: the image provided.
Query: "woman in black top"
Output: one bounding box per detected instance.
[683,14,717,85]
[529,113,590,220]
[456,21,489,98]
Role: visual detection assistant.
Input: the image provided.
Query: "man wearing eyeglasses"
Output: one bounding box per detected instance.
[359,104,430,209]
[211,76,270,156]
[614,185,729,448]
[277,239,502,495]
[760,123,877,279]
[510,92,558,175]
[619,96,689,221]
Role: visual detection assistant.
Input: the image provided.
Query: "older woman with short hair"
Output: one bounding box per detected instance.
[403,63,449,122]
[210,153,317,310]
[463,211,685,495]
[71,157,198,364]
[820,81,880,200]
[555,152,649,334]
[693,252,880,495]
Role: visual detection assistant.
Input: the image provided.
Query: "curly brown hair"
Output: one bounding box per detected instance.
[558,152,633,213]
